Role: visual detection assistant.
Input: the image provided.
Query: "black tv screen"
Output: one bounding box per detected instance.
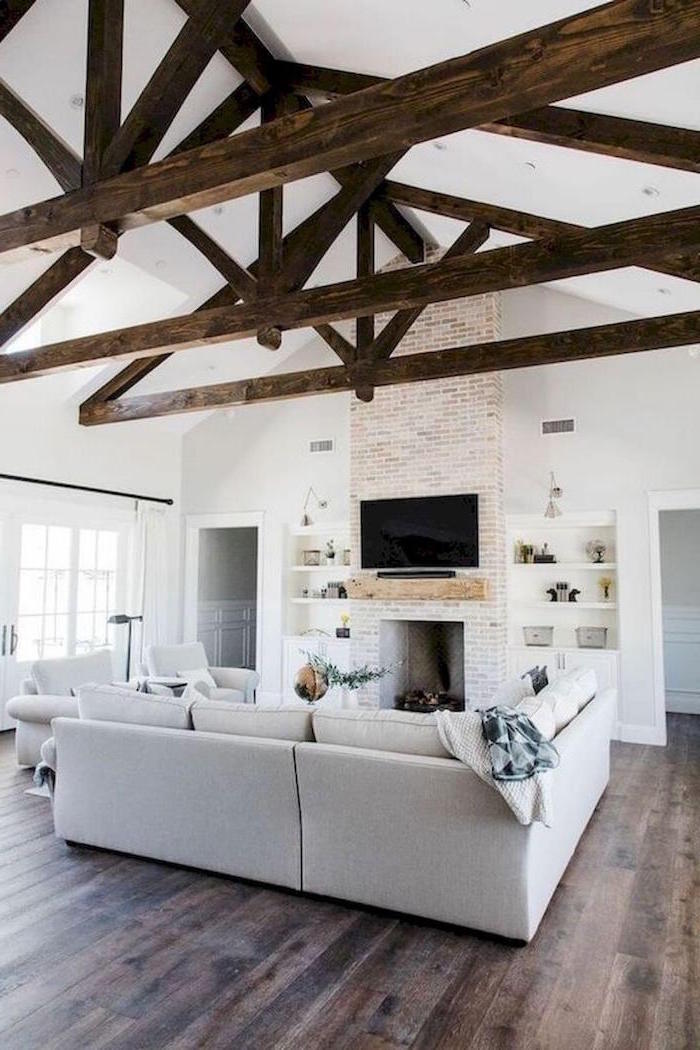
[360,494,479,570]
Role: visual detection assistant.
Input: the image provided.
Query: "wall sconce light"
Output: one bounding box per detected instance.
[300,486,328,527]
[544,473,563,519]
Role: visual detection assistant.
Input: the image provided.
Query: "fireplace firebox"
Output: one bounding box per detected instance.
[378,619,466,712]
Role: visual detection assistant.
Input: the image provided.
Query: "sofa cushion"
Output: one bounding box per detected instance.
[538,667,598,734]
[6,693,79,724]
[31,649,114,696]
[312,708,451,759]
[192,701,313,741]
[177,666,217,690]
[78,684,192,730]
[560,667,598,711]
[513,695,556,742]
[492,675,534,708]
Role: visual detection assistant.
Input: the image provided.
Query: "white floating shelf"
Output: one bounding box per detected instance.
[514,601,617,610]
[289,565,352,573]
[510,562,616,571]
[290,598,351,605]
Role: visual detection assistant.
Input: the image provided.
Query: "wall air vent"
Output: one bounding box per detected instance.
[309,438,334,454]
[541,418,576,436]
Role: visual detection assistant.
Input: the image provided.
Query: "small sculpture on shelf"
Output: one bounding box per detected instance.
[325,539,336,564]
[598,576,614,601]
[568,588,581,603]
[336,613,351,639]
[585,539,607,564]
[546,587,558,603]
[534,542,556,564]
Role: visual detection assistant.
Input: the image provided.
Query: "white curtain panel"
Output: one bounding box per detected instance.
[133,504,170,658]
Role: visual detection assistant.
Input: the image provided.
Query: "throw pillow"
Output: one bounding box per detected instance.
[492,675,535,709]
[177,666,217,689]
[514,695,556,741]
[522,665,549,695]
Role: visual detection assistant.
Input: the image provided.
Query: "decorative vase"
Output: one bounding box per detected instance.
[294,663,329,703]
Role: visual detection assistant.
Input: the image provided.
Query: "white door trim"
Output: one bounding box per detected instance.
[648,488,700,745]
[184,512,264,676]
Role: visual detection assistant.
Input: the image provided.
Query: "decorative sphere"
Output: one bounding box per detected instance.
[294,663,328,703]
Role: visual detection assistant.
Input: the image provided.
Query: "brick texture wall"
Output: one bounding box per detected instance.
[349,256,506,708]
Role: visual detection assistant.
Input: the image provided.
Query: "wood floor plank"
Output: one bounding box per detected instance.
[0,721,696,1049]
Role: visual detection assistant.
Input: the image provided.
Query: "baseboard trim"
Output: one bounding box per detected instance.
[614,722,666,747]
[665,691,700,715]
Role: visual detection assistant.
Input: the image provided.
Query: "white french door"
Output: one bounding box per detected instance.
[0,510,130,729]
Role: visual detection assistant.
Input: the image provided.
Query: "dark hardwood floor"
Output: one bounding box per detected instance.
[0,717,697,1049]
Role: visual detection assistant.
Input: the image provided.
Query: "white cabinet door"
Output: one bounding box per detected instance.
[507,647,561,683]
[563,649,619,692]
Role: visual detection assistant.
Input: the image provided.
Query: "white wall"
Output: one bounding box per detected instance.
[503,285,700,741]
[182,381,350,699]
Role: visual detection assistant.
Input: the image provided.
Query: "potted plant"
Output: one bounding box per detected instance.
[295,651,390,708]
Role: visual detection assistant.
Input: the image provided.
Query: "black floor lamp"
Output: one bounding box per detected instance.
[107,615,143,680]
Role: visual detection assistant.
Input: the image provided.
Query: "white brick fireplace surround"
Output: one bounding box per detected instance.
[349,284,507,709]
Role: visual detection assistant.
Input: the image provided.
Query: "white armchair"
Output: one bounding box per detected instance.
[144,642,259,704]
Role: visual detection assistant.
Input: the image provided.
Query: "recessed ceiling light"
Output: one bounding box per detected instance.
[657,287,671,296]
[5,167,19,178]
[689,346,700,359]
[524,161,537,173]
[213,205,225,215]
[642,185,660,198]
[155,259,167,270]
[69,93,84,110]
[99,265,111,275]
[433,141,448,152]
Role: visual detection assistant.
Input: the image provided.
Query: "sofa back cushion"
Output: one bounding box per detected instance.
[513,695,556,742]
[145,642,208,677]
[313,708,451,759]
[32,649,114,696]
[192,701,313,742]
[537,668,598,735]
[78,684,192,730]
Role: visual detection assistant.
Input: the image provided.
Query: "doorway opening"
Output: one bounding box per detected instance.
[658,509,700,717]
[184,514,263,675]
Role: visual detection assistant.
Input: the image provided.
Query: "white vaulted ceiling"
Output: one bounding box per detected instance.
[0,0,698,428]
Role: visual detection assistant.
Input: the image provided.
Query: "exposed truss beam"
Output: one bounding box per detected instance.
[171,82,261,156]
[278,61,700,176]
[101,0,252,176]
[176,0,275,95]
[79,310,700,424]
[8,203,700,382]
[378,180,700,286]
[83,0,124,184]
[0,0,36,44]
[0,248,93,348]
[0,79,81,191]
[354,200,375,401]
[3,0,699,258]
[365,221,491,371]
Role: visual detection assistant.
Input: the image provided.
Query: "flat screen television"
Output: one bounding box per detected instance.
[360,494,479,570]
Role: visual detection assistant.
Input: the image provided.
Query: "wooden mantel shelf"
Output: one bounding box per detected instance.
[346,575,489,602]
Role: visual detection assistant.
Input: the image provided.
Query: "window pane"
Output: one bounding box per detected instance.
[47,527,71,569]
[20,525,46,569]
[79,529,96,570]
[77,570,95,612]
[97,531,118,572]
[16,616,44,662]
[18,570,46,616]
[42,614,68,658]
[43,569,70,616]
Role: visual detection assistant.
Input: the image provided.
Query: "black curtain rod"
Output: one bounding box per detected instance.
[0,473,174,507]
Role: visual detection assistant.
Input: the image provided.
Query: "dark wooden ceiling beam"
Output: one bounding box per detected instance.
[0,79,82,191]
[4,0,698,258]
[0,248,93,348]
[378,180,700,286]
[101,0,252,176]
[278,60,700,176]
[483,106,700,176]
[365,221,491,371]
[355,199,376,401]
[83,0,124,184]
[0,0,36,44]
[257,93,284,349]
[79,310,700,424]
[175,0,275,95]
[170,81,260,156]
[10,202,700,382]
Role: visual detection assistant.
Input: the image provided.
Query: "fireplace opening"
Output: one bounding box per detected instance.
[379,619,466,713]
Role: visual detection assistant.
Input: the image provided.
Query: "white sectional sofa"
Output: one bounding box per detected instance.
[43,684,616,942]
